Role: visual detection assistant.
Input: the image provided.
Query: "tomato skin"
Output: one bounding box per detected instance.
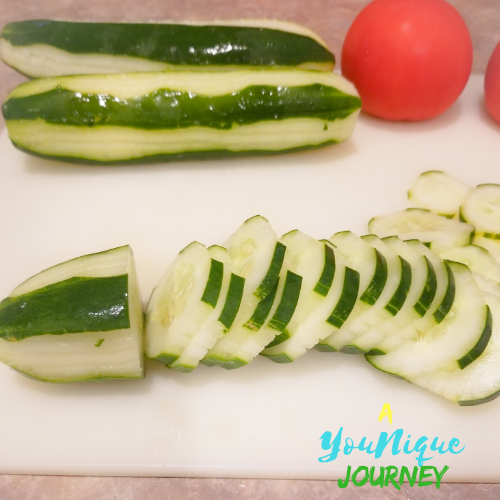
[341,0,473,121]
[485,42,500,124]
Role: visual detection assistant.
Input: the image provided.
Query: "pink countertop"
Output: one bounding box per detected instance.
[1,1,500,498]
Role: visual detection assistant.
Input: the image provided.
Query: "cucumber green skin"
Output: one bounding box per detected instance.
[201,355,247,370]
[2,85,361,129]
[10,140,340,165]
[360,249,388,305]
[414,256,437,317]
[200,259,224,308]
[433,262,456,323]
[384,257,412,316]
[1,20,335,68]
[0,276,129,341]
[254,242,286,301]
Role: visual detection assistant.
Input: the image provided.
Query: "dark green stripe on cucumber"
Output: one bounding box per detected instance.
[360,249,388,305]
[384,257,412,316]
[0,275,129,341]
[218,273,245,330]
[268,271,302,332]
[201,259,224,308]
[244,279,279,331]
[326,267,360,328]
[433,262,456,323]
[413,256,437,317]
[254,242,286,300]
[313,244,336,297]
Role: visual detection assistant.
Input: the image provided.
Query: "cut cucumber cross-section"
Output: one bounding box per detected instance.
[2,70,361,164]
[366,261,492,378]
[0,20,336,78]
[322,234,412,354]
[202,216,284,369]
[374,242,455,355]
[369,208,475,252]
[351,236,437,355]
[460,184,500,239]
[261,234,355,363]
[408,171,471,218]
[0,246,144,382]
[145,241,225,366]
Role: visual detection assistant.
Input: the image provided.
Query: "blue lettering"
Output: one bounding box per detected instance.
[374,428,403,458]
[318,428,343,462]
[414,436,432,466]
[448,438,465,454]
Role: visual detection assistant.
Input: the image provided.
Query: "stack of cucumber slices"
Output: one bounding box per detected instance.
[0,20,361,164]
[0,171,499,408]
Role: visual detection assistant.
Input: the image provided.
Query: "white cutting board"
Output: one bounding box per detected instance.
[0,75,499,482]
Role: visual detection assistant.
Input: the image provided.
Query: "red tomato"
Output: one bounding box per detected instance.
[341,0,473,121]
[485,42,500,124]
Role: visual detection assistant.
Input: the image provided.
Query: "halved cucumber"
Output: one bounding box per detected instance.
[202,216,284,368]
[2,70,361,164]
[350,236,436,354]
[369,208,475,252]
[145,241,225,366]
[0,20,335,78]
[367,261,492,378]
[260,235,358,363]
[408,171,471,218]
[410,293,500,406]
[460,184,500,239]
[0,246,144,382]
[374,240,455,354]
[322,234,411,353]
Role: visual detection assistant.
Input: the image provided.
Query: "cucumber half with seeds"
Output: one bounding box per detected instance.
[2,70,361,164]
[0,19,335,78]
[0,246,144,382]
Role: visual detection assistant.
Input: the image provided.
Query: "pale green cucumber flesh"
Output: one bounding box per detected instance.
[457,306,493,369]
[200,258,224,308]
[263,329,290,349]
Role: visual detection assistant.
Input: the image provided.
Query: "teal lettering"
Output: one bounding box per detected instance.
[418,466,434,487]
[434,465,449,489]
[384,466,401,490]
[358,436,376,454]
[344,437,355,455]
[369,466,384,488]
[430,437,448,454]
[352,466,369,486]
[374,428,403,458]
[319,428,342,462]
[403,435,414,454]
[399,466,418,487]
[414,436,432,466]
[337,465,350,488]
[448,438,466,454]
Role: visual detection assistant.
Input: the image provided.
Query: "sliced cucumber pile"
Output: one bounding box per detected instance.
[0,246,144,382]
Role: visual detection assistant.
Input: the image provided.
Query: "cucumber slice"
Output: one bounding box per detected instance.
[0,20,335,78]
[202,216,284,368]
[374,240,455,354]
[438,244,500,283]
[2,70,361,164]
[261,235,356,363]
[316,232,391,352]
[408,171,471,218]
[351,236,436,354]
[473,235,500,263]
[145,241,223,366]
[460,184,500,239]
[324,235,411,353]
[166,245,234,372]
[410,293,500,406]
[369,208,475,252]
[367,261,492,377]
[0,246,144,382]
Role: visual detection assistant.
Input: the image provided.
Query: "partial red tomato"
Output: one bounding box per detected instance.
[341,0,473,121]
[485,42,500,124]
